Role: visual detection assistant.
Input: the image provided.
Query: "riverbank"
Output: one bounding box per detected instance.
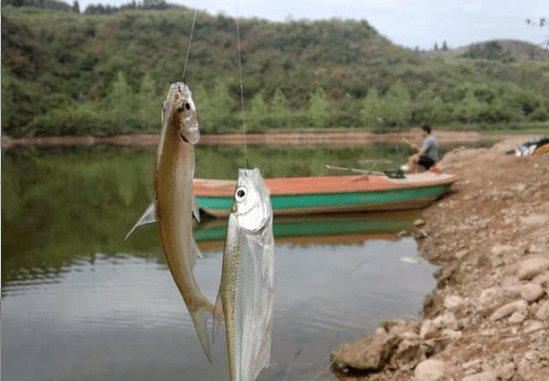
[330,136,549,381]
[1,130,488,149]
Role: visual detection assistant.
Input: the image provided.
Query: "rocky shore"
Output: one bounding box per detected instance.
[330,137,549,381]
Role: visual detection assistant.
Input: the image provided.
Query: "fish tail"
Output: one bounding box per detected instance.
[189,303,215,363]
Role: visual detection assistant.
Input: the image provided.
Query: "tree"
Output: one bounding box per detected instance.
[442,40,448,51]
[431,97,446,124]
[384,79,412,127]
[212,79,234,127]
[270,87,291,127]
[526,17,548,48]
[434,42,438,51]
[307,86,329,128]
[137,72,158,129]
[72,0,80,13]
[192,85,215,132]
[1,68,14,132]
[361,86,385,128]
[110,72,134,125]
[248,91,269,130]
[461,89,484,124]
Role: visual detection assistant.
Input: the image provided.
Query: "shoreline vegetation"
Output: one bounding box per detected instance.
[2,5,549,140]
[0,130,506,149]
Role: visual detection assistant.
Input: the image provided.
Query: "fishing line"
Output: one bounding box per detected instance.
[235,1,250,169]
[182,9,198,82]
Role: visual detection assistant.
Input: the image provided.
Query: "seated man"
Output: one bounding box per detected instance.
[406,124,438,173]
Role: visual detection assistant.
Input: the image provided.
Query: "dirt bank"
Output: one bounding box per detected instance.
[330,137,549,381]
[1,129,485,149]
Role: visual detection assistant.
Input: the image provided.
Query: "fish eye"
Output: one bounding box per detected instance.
[236,188,246,200]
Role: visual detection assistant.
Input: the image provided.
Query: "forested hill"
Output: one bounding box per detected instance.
[2,5,549,137]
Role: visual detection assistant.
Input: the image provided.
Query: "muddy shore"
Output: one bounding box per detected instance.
[1,130,486,149]
[330,137,549,381]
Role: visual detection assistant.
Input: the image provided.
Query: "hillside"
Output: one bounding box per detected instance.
[423,39,549,62]
[2,6,549,137]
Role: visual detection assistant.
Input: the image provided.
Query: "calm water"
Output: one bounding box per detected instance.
[2,145,437,381]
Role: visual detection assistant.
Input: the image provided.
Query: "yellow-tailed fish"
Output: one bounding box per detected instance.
[213,168,275,381]
[127,82,214,361]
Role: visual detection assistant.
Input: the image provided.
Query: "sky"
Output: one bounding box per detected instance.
[77,0,548,50]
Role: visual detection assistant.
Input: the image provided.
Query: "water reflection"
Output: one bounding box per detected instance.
[2,145,437,381]
[2,238,436,381]
[2,144,417,287]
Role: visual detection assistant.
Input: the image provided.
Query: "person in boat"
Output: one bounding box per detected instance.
[405,124,438,173]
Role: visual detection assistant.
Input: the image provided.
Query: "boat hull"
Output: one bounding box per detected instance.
[194,173,456,217]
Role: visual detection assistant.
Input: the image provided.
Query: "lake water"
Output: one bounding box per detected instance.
[1,145,438,381]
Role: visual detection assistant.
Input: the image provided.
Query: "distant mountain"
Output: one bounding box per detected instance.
[423,39,549,62]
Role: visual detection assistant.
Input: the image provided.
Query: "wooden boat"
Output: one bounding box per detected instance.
[194,172,457,217]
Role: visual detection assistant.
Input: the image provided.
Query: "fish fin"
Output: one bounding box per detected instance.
[192,193,200,223]
[189,306,213,363]
[125,202,156,240]
[192,237,203,260]
[212,293,223,343]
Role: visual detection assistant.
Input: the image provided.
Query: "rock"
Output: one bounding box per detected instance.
[387,320,419,337]
[508,311,526,324]
[532,271,549,287]
[441,329,462,340]
[461,371,497,381]
[462,359,482,371]
[420,340,436,358]
[415,229,428,239]
[520,282,544,302]
[523,350,539,361]
[491,245,514,255]
[420,319,437,339]
[374,327,386,335]
[391,339,422,368]
[436,262,459,288]
[400,331,420,341]
[433,312,458,330]
[498,362,515,381]
[444,295,466,309]
[519,214,549,226]
[414,359,446,381]
[489,300,528,321]
[456,249,468,259]
[478,287,500,307]
[535,300,549,320]
[503,284,522,299]
[518,257,549,280]
[523,320,544,334]
[414,219,426,227]
[330,332,401,372]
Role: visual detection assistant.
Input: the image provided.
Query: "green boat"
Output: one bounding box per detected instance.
[194,173,457,217]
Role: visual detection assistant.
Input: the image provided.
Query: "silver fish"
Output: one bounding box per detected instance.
[214,168,275,381]
[128,82,214,361]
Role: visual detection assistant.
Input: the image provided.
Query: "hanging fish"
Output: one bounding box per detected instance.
[214,168,275,381]
[127,82,214,361]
